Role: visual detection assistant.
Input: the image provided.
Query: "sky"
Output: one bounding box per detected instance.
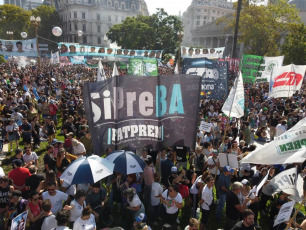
[0,0,192,15]
[146,0,192,16]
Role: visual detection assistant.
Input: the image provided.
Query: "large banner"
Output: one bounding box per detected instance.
[257,56,284,83]
[182,58,228,100]
[242,117,306,164]
[59,43,162,60]
[241,54,264,83]
[0,39,38,57]
[181,46,225,59]
[83,75,201,154]
[269,64,306,98]
[128,59,158,76]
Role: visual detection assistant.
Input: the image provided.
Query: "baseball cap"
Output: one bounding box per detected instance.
[13,159,23,167]
[223,166,234,173]
[135,213,146,222]
[171,166,178,174]
[241,179,250,186]
[71,139,79,146]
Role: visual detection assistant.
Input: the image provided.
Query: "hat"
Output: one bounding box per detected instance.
[67,132,74,137]
[212,149,218,154]
[135,213,146,222]
[12,159,23,167]
[239,140,245,144]
[171,166,178,174]
[241,179,250,186]
[263,107,268,111]
[223,166,234,173]
[71,139,79,146]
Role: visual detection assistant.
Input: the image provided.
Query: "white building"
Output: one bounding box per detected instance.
[182,0,234,46]
[4,0,43,10]
[54,0,149,46]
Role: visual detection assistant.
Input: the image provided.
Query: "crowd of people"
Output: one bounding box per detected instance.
[0,59,305,230]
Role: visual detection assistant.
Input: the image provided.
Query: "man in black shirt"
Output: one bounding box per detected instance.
[25,165,44,198]
[225,182,251,230]
[43,145,56,172]
[62,116,75,138]
[231,209,256,230]
[173,146,189,169]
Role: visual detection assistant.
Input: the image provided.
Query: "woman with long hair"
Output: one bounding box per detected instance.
[56,148,77,177]
[36,170,62,194]
[64,190,87,227]
[26,191,44,230]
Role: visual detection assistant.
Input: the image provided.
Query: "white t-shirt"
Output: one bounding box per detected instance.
[70,199,86,222]
[128,194,142,208]
[237,192,255,207]
[23,152,38,164]
[162,190,183,214]
[207,156,220,175]
[73,214,96,230]
[151,182,163,206]
[62,181,76,196]
[200,184,213,210]
[73,143,86,157]
[42,190,69,214]
[41,214,57,230]
[190,176,204,195]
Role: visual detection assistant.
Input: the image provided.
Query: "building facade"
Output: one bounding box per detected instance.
[4,0,43,10]
[53,0,149,46]
[182,0,234,46]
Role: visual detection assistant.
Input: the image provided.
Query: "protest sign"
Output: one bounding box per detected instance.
[218,153,239,169]
[11,210,28,230]
[128,59,158,76]
[241,54,264,83]
[242,118,306,164]
[58,43,162,60]
[273,201,295,227]
[199,121,213,132]
[257,56,284,83]
[182,58,228,100]
[269,64,306,98]
[0,39,38,57]
[83,75,201,154]
[181,46,225,59]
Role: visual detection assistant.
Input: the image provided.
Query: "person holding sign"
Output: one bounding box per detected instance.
[207,150,220,179]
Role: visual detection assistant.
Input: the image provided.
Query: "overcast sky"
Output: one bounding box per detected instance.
[0,0,192,15]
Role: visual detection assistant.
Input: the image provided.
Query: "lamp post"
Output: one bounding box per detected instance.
[6,31,13,40]
[77,30,83,44]
[30,15,41,69]
[177,31,184,70]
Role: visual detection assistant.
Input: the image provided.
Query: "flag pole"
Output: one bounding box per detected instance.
[285,196,306,230]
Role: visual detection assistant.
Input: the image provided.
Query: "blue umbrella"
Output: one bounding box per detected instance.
[105,150,146,175]
[60,155,114,185]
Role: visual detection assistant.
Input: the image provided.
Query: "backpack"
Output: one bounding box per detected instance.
[196,154,205,171]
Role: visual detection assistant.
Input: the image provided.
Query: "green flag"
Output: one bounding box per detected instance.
[241,54,264,83]
[128,59,158,76]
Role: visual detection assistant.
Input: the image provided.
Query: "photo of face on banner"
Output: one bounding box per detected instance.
[123,49,129,55]
[130,50,135,56]
[16,41,24,53]
[107,48,113,54]
[156,51,161,59]
[117,49,122,55]
[182,47,187,55]
[144,51,149,57]
[69,45,76,54]
[195,48,200,55]
[98,47,105,53]
[60,44,68,54]
[5,41,13,52]
[203,48,208,54]
[90,47,96,53]
[188,48,193,56]
[149,51,155,58]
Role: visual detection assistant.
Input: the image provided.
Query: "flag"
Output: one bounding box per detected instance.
[242,117,306,164]
[269,64,306,98]
[257,56,284,82]
[51,51,60,64]
[174,62,179,74]
[97,59,106,82]
[50,52,53,64]
[32,87,40,100]
[221,71,244,118]
[112,62,119,77]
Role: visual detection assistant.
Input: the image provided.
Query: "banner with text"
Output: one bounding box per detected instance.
[128,59,158,76]
[181,46,225,59]
[59,43,162,60]
[182,58,228,100]
[257,56,284,83]
[241,54,264,83]
[83,75,201,154]
[0,39,38,57]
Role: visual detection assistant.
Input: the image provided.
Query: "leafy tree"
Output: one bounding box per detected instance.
[0,4,31,40]
[107,8,183,58]
[0,55,7,63]
[281,23,306,65]
[219,0,301,56]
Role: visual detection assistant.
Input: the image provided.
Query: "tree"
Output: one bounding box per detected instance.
[31,5,63,51]
[107,8,183,58]
[219,0,301,56]
[281,23,306,65]
[0,4,31,40]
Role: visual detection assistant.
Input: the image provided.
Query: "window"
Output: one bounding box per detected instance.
[98,37,101,44]
[82,24,86,32]
[197,16,200,19]
[204,9,207,12]
[196,21,200,25]
[69,24,71,31]
[203,16,206,19]
[115,3,118,8]
[83,36,87,43]
[108,16,111,22]
[121,3,124,9]
[82,12,85,19]
[212,17,215,20]
[74,12,77,18]
[213,10,215,13]
[203,21,206,25]
[97,14,100,20]
[197,9,201,12]
[74,24,77,30]
[115,16,118,22]
[97,25,101,33]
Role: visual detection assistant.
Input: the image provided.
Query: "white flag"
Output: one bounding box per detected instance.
[50,52,53,64]
[269,64,306,98]
[97,59,106,82]
[174,62,179,74]
[242,117,306,164]
[112,62,119,77]
[258,56,284,82]
[221,71,244,118]
[51,51,59,64]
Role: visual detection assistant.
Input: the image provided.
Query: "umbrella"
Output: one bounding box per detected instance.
[105,150,146,175]
[60,155,114,185]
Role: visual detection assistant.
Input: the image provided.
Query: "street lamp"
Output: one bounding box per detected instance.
[30,16,41,69]
[6,31,13,40]
[177,31,184,70]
